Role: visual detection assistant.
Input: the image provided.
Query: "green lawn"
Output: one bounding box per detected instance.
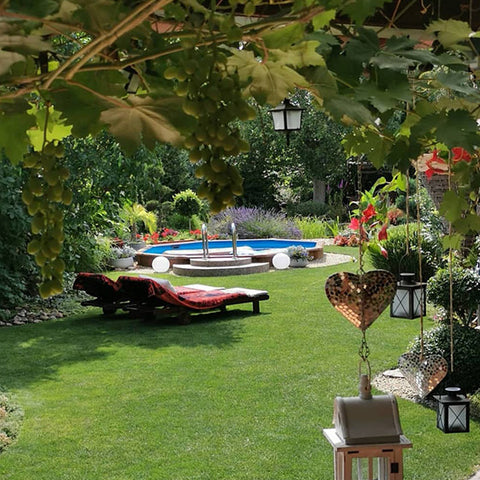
[0,251,479,479]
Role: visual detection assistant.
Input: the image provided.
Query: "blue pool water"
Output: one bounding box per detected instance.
[144,239,317,255]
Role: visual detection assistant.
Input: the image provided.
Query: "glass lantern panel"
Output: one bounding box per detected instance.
[352,457,389,480]
[271,111,286,131]
[413,289,425,316]
[391,289,409,317]
[286,110,302,130]
[437,402,446,430]
[448,404,468,432]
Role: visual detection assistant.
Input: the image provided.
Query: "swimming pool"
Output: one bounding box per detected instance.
[136,238,323,268]
[143,239,317,255]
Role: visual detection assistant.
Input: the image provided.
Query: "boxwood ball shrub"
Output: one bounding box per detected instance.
[368,224,443,281]
[407,323,480,394]
[427,266,480,327]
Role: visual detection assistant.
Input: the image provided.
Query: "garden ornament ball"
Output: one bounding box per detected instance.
[272,252,290,270]
[152,255,170,273]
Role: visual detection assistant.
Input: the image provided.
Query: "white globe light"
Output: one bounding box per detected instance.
[272,252,290,270]
[152,256,170,273]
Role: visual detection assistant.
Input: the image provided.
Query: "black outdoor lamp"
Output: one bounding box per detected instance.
[434,387,470,434]
[390,273,427,319]
[269,98,304,145]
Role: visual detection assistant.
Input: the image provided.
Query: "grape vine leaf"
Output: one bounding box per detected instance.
[71,0,127,32]
[227,49,309,104]
[0,30,51,75]
[426,19,472,48]
[270,41,326,68]
[26,105,72,151]
[0,99,36,164]
[312,10,336,30]
[439,190,468,223]
[261,22,305,49]
[99,95,194,154]
[7,0,60,17]
[453,214,480,235]
[342,127,391,168]
[341,0,392,24]
[442,233,463,251]
[324,95,374,125]
[44,81,111,137]
[436,70,480,98]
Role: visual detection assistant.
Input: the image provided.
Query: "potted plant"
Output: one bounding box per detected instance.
[119,202,157,250]
[110,245,137,269]
[287,245,311,268]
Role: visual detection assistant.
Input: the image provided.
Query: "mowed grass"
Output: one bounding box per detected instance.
[0,252,479,479]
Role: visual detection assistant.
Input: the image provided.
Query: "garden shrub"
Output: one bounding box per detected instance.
[286,200,330,218]
[209,207,301,239]
[168,213,202,231]
[294,217,340,239]
[172,189,202,219]
[407,323,480,394]
[0,388,24,453]
[0,158,37,309]
[427,267,480,326]
[470,390,480,420]
[368,224,443,281]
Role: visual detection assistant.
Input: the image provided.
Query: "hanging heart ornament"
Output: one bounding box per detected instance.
[325,270,397,330]
[398,353,448,398]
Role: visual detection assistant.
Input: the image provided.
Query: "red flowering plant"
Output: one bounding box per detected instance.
[160,228,179,240]
[189,229,219,240]
[348,174,407,259]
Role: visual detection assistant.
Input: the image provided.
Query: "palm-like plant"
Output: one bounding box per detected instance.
[119,203,157,240]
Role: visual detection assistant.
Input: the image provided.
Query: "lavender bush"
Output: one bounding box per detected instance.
[209,207,301,239]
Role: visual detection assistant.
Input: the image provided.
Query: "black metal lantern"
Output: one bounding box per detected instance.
[269,98,304,145]
[434,387,470,433]
[390,273,427,319]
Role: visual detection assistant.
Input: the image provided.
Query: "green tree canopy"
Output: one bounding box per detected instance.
[2,0,480,295]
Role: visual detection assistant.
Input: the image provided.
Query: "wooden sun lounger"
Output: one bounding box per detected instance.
[73,273,269,324]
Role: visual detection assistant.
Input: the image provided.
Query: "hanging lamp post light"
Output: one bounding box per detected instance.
[269,98,304,145]
[434,387,470,434]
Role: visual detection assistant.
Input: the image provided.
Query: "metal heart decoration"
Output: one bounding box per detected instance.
[398,353,448,398]
[325,270,397,330]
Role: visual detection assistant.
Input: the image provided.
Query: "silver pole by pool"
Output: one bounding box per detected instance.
[201,223,209,259]
[231,222,238,258]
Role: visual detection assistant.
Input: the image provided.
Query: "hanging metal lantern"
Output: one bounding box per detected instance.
[434,387,470,434]
[269,98,304,145]
[390,273,426,319]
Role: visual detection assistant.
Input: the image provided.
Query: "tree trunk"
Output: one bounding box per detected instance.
[313,178,326,203]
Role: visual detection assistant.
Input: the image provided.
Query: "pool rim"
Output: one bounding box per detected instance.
[135,238,324,268]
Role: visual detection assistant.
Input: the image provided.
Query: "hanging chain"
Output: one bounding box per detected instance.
[358,330,371,379]
[415,174,425,360]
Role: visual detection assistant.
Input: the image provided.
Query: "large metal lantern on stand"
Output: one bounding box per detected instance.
[269,98,304,145]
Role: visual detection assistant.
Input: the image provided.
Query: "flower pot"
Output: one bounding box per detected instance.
[128,241,146,251]
[290,258,308,268]
[110,257,134,269]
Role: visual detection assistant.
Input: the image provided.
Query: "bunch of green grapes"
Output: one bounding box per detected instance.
[164,47,255,214]
[21,142,72,298]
